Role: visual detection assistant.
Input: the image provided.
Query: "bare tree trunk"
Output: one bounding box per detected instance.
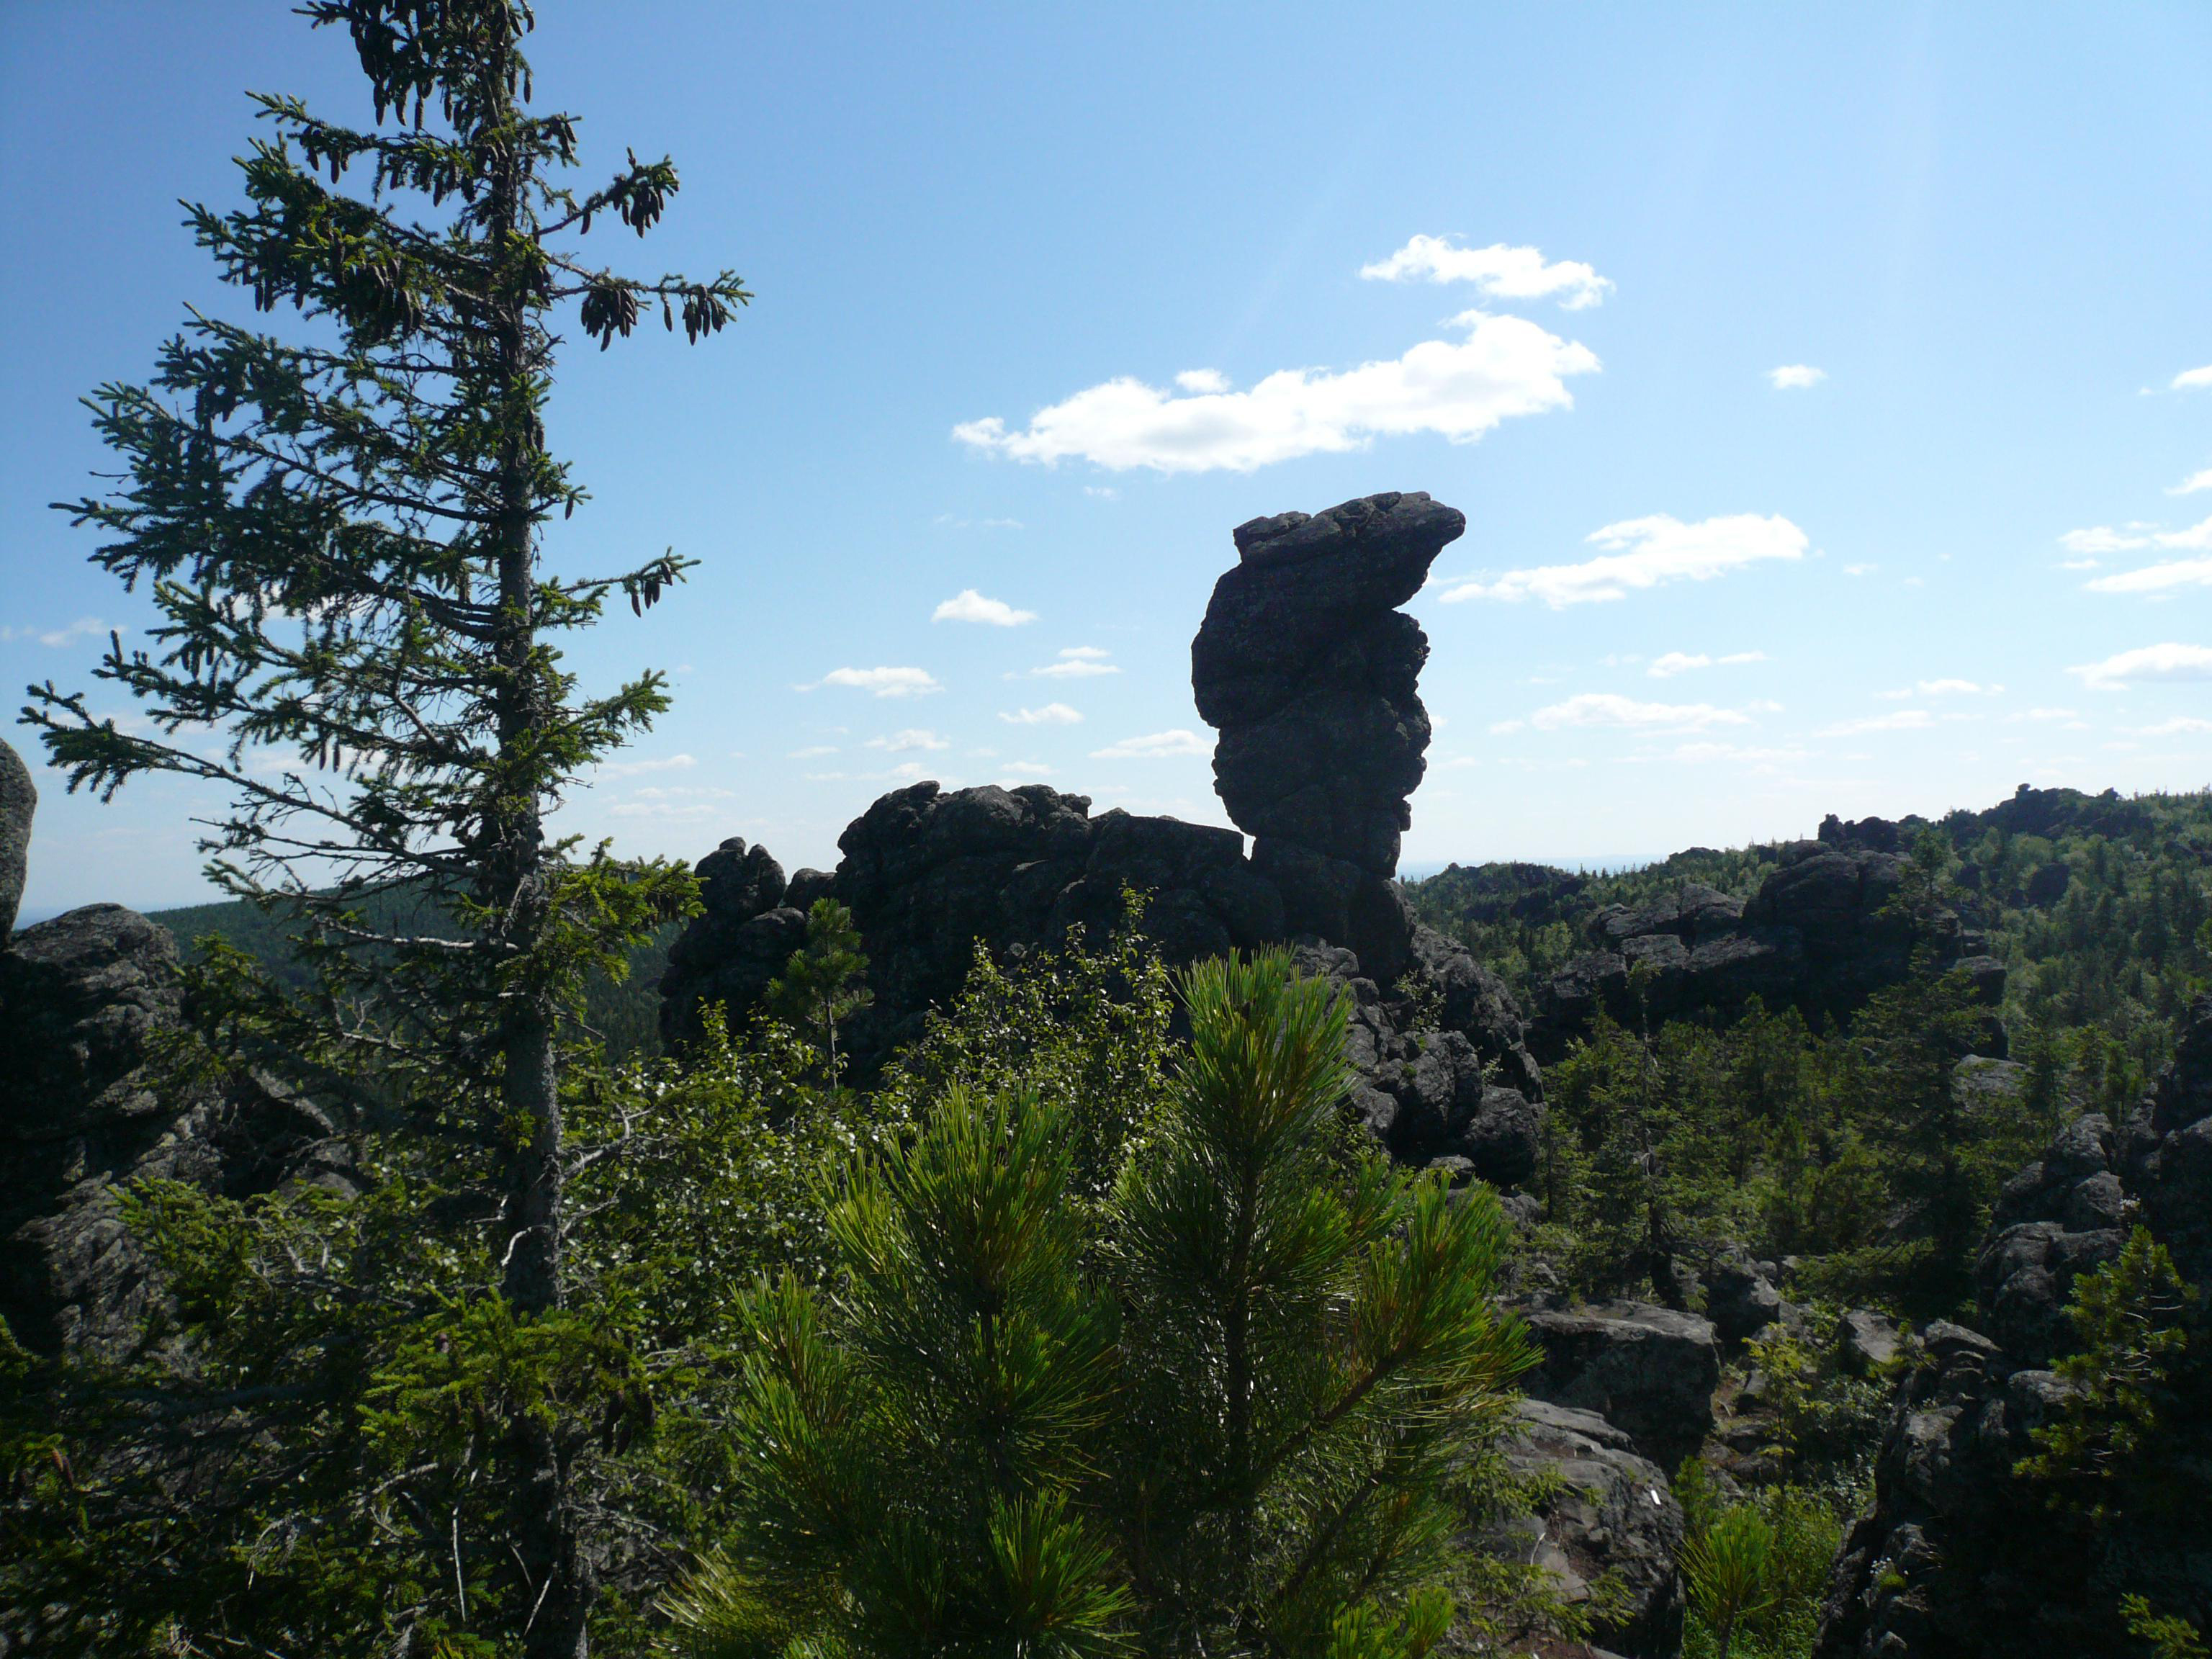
[480,48,592,1654]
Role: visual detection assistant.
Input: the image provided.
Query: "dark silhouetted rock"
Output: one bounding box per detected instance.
[659,837,804,1048]
[1483,1398,1685,1657]
[1190,492,1464,983]
[1521,1301,1722,1471]
[0,905,352,1357]
[0,736,32,942]
[1529,845,2001,1061]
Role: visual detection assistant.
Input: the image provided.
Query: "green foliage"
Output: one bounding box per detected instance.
[2018,1227,2199,1522]
[671,950,1537,1659]
[763,899,874,1084]
[1675,1469,1841,1659]
[2122,1595,2210,1659]
[875,893,1177,1203]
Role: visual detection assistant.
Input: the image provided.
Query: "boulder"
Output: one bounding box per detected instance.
[0,736,31,942]
[1483,1398,1685,1657]
[1520,1301,1721,1470]
[1837,1308,1902,1376]
[1703,1245,1784,1349]
[0,905,351,1357]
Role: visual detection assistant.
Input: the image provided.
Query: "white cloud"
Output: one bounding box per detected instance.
[1821,709,1936,735]
[2136,716,2212,736]
[867,729,950,752]
[595,752,696,778]
[1357,235,1614,310]
[1843,563,1878,577]
[1647,649,1766,678]
[2172,364,2212,391]
[2169,468,2212,497]
[2062,514,2212,557]
[1091,729,1209,760]
[1768,364,1826,390]
[1528,693,1753,732]
[788,745,838,758]
[1174,369,1229,393]
[1027,647,1120,680]
[1000,703,1083,726]
[1084,485,1119,500]
[0,616,110,648]
[1439,513,1807,608]
[933,588,1038,626]
[2010,708,2078,723]
[2086,557,2212,595]
[2069,642,2212,690]
[806,665,944,698]
[954,310,1598,474]
[1877,678,1999,700]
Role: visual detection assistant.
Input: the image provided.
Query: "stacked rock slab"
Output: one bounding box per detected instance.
[0,736,33,941]
[1812,999,2212,1658]
[1190,491,1465,982]
[1529,845,2006,1061]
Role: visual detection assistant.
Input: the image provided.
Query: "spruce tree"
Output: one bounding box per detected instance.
[22,4,746,1652]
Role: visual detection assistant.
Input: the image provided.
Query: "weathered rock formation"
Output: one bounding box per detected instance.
[1486,1398,1686,1657]
[659,493,1552,1190]
[1519,1301,1723,1473]
[0,904,354,1357]
[1529,845,2005,1060]
[0,735,33,941]
[1190,490,1464,981]
[657,785,1549,1190]
[1812,999,2212,1657]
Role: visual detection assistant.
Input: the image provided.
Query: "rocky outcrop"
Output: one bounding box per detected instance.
[0,736,32,941]
[1486,1398,1686,1657]
[1529,845,2005,1060]
[657,785,1548,1191]
[0,904,352,1357]
[1190,492,1464,981]
[1520,1301,1722,1473]
[659,493,1552,1185]
[1813,998,2212,1658]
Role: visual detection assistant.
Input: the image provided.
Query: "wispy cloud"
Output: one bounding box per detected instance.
[1439,514,1807,608]
[0,616,111,648]
[866,729,950,752]
[1647,650,1766,678]
[594,752,697,778]
[2085,557,2212,595]
[788,745,839,758]
[1767,364,1826,390]
[2136,716,2212,737]
[999,761,1056,778]
[1000,703,1083,726]
[1357,235,1614,310]
[2069,642,2212,690]
[1527,693,1753,732]
[1821,709,1935,735]
[1091,729,1208,760]
[1876,678,2000,700]
[953,310,1597,474]
[2172,364,2212,391]
[804,665,944,698]
[2168,468,2212,497]
[1025,647,1120,680]
[933,588,1038,626]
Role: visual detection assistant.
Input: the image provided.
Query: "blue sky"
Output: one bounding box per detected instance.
[4,1,2211,918]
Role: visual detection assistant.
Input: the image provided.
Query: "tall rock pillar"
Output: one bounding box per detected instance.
[1190,490,1463,979]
